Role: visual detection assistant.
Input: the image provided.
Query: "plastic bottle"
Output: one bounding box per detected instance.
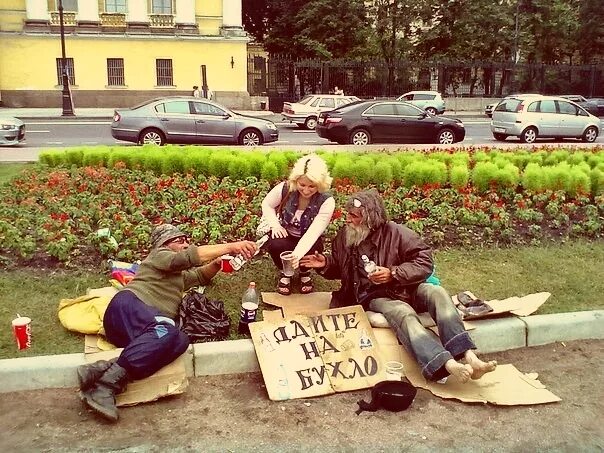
[361,254,377,275]
[229,235,269,271]
[238,282,260,334]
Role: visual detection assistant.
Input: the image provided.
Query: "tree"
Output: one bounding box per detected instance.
[242,0,269,43]
[576,0,604,63]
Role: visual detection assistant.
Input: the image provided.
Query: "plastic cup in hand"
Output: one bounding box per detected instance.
[385,361,404,381]
[12,316,32,350]
[221,255,234,273]
[280,251,295,277]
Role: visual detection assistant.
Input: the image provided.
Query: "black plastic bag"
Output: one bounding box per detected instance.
[177,290,231,342]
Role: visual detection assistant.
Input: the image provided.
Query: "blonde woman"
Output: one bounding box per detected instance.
[261,154,335,295]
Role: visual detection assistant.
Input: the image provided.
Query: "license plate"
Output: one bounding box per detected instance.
[494,127,505,133]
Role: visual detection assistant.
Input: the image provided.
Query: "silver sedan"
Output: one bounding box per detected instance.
[0,116,25,146]
[111,96,278,146]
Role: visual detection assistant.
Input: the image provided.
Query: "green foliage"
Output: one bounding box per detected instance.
[450,165,469,189]
[260,160,279,181]
[472,161,498,192]
[522,163,547,192]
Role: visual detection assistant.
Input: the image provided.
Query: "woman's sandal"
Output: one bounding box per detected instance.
[300,271,314,294]
[277,272,292,296]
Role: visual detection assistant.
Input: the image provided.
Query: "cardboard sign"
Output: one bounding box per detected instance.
[250,305,386,401]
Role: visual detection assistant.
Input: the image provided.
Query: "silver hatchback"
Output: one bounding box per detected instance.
[111,96,278,146]
[491,95,600,143]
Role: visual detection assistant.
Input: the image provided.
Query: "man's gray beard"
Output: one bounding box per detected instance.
[345,224,370,247]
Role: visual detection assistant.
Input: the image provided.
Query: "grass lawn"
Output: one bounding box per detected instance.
[1,240,603,360]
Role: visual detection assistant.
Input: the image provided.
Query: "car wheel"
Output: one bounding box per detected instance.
[426,107,437,116]
[582,126,598,143]
[350,129,371,145]
[239,129,263,146]
[520,127,538,144]
[437,128,455,145]
[304,116,318,130]
[493,133,507,141]
[139,128,165,146]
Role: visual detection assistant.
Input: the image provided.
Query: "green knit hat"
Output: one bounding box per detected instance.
[150,224,186,249]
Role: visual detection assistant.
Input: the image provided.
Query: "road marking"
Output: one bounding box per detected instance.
[25,130,50,133]
[46,141,64,144]
[303,140,319,143]
[82,142,99,145]
[25,121,112,125]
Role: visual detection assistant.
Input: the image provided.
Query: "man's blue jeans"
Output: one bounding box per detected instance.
[369,283,475,381]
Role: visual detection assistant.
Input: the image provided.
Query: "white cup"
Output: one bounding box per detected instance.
[385,361,404,381]
[280,251,295,277]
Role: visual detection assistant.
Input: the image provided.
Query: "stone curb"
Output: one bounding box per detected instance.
[0,310,602,394]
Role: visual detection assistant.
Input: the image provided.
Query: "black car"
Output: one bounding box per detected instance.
[559,95,600,117]
[315,100,465,145]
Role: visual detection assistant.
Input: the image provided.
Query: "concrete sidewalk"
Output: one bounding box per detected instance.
[0,310,602,394]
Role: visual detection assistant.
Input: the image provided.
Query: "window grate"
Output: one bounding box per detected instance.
[56,58,75,86]
[156,59,173,86]
[107,58,125,86]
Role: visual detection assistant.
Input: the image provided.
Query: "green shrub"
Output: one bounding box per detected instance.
[331,157,354,181]
[64,148,84,166]
[81,149,110,167]
[161,151,186,175]
[260,160,279,181]
[228,156,252,180]
[522,163,547,192]
[568,167,591,196]
[472,161,499,192]
[495,164,520,189]
[351,157,375,186]
[545,163,572,192]
[403,160,447,187]
[207,153,233,179]
[450,165,469,189]
[590,167,604,195]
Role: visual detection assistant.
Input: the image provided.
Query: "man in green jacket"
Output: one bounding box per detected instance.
[78,224,257,422]
[300,190,497,384]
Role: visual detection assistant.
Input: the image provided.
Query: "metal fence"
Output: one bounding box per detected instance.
[247,54,604,113]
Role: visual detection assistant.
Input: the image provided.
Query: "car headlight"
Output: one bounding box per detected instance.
[266,122,277,130]
[1,124,17,131]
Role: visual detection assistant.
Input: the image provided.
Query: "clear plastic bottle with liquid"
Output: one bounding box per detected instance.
[229,234,269,271]
[361,254,377,275]
[238,281,260,334]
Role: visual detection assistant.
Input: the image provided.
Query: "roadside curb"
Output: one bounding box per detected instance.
[0,310,602,394]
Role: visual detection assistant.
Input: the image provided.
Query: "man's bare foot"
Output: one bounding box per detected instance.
[464,350,497,380]
[444,359,473,383]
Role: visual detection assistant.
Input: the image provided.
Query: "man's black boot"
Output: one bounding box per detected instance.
[80,362,129,422]
[77,359,115,391]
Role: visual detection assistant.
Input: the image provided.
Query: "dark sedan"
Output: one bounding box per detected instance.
[111,96,278,146]
[559,95,600,117]
[315,100,465,145]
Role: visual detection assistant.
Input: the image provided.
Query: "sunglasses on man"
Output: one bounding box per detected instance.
[169,236,189,245]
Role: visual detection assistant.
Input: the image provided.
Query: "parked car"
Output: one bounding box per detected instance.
[395,91,445,115]
[559,95,600,116]
[315,100,465,145]
[0,116,25,146]
[490,95,599,143]
[111,96,278,146]
[485,94,541,118]
[281,94,360,130]
[588,98,604,116]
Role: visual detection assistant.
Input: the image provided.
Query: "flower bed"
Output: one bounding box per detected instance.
[1,150,603,267]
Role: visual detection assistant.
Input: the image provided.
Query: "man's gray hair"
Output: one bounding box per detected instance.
[345,189,388,230]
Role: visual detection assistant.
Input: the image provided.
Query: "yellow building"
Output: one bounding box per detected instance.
[0,0,250,108]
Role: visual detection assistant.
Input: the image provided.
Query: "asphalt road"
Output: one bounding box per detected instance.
[1,118,603,162]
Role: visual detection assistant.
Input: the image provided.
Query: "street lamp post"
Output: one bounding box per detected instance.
[58,0,74,116]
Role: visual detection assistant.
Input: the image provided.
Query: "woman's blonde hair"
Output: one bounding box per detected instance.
[287,154,333,193]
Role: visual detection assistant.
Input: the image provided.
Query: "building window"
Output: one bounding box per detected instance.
[105,0,127,13]
[58,0,78,11]
[107,58,125,86]
[152,0,173,14]
[156,59,173,86]
[56,58,76,86]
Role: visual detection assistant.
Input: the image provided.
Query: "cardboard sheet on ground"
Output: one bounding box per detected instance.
[453,291,551,320]
[250,305,386,401]
[374,327,560,405]
[84,349,188,407]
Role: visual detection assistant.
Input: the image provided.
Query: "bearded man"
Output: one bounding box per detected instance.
[300,189,496,384]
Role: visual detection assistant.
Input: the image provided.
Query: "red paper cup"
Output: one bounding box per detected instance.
[12,316,32,350]
[221,255,234,273]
